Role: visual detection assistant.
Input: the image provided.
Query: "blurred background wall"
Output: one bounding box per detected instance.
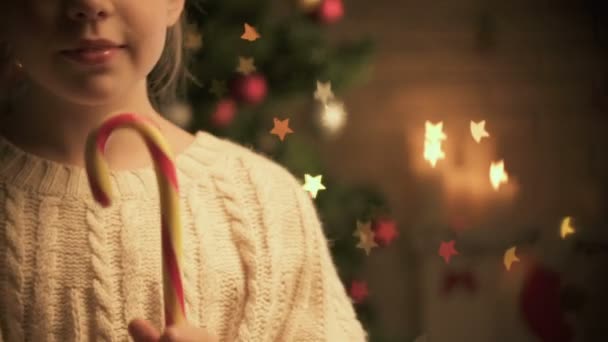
[317,0,608,340]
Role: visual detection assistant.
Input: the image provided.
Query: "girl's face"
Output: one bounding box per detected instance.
[0,0,184,106]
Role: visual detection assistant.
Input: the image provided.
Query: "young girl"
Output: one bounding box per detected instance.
[0,1,367,341]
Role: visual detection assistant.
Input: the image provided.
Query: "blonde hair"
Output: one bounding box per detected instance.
[149,2,204,113]
[0,1,204,114]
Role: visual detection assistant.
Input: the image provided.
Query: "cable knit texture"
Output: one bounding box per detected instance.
[0,131,367,342]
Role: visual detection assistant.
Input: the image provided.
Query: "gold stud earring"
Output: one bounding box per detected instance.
[15,60,23,69]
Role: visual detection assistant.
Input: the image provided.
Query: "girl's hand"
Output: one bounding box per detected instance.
[128,318,218,342]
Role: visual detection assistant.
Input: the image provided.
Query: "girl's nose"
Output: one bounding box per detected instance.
[67,2,111,22]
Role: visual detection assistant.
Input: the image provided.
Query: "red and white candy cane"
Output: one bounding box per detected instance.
[84,112,187,327]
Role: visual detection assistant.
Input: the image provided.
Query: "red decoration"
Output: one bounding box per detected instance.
[211,98,237,127]
[438,240,458,264]
[520,264,573,342]
[315,0,344,24]
[442,270,477,295]
[230,73,268,105]
[373,218,399,246]
[349,280,369,304]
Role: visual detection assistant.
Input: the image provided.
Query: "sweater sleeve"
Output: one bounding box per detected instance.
[280,182,368,341]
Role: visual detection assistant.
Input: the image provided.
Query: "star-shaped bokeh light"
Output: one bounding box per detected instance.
[490,160,509,190]
[503,246,520,271]
[302,174,326,199]
[560,216,576,239]
[236,56,256,75]
[269,117,294,141]
[470,120,490,143]
[439,240,458,264]
[373,219,399,246]
[241,23,260,41]
[424,121,447,168]
[314,80,334,104]
[353,220,378,256]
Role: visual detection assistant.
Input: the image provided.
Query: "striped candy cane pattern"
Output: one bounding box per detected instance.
[84,112,187,327]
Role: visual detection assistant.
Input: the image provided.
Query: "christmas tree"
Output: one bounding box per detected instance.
[166,0,396,339]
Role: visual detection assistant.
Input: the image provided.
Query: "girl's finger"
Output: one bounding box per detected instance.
[128,318,162,342]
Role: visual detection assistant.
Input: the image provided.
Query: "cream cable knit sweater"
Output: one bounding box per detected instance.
[0,131,367,342]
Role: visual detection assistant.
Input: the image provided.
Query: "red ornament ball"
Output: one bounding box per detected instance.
[349,280,369,304]
[315,0,344,24]
[230,73,268,105]
[519,264,573,342]
[211,98,237,128]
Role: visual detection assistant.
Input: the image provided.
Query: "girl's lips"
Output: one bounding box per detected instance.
[61,46,125,66]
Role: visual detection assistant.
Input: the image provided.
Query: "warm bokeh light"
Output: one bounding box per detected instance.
[320,101,347,136]
[423,121,447,168]
[490,160,508,190]
[560,216,576,239]
[503,246,520,271]
[470,120,490,143]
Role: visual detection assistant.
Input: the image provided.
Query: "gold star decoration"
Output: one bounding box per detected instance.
[353,220,378,256]
[470,120,490,143]
[353,220,373,239]
[241,23,261,42]
[209,79,227,98]
[302,174,326,199]
[314,80,334,104]
[236,56,257,75]
[503,246,520,271]
[269,117,294,141]
[560,216,576,239]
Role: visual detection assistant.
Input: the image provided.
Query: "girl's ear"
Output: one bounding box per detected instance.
[167,0,186,28]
